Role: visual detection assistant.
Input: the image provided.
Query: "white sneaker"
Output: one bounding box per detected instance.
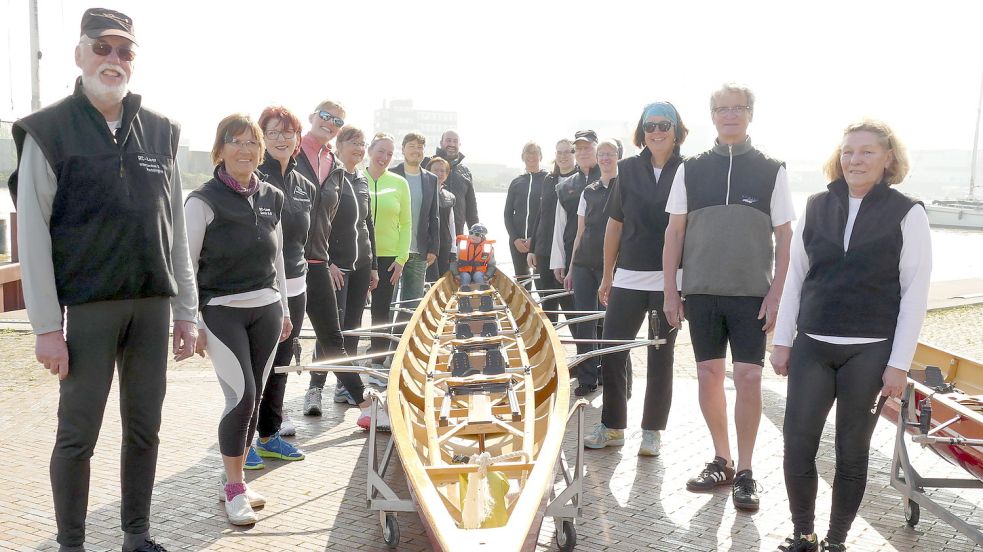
[219,475,266,507]
[356,405,392,431]
[638,430,662,457]
[279,416,296,437]
[225,493,258,525]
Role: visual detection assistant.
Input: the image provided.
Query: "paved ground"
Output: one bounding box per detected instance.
[1,309,982,551]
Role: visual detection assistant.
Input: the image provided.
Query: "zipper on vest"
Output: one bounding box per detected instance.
[726,144,733,206]
[523,173,532,238]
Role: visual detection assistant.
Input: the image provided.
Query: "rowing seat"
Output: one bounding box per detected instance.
[458,296,474,313]
[480,321,499,337]
[478,284,491,291]
[460,284,473,292]
[451,351,480,377]
[455,323,474,339]
[484,349,505,376]
[479,295,494,312]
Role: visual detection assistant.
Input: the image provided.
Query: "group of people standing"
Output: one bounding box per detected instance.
[9,7,934,552]
[503,87,932,551]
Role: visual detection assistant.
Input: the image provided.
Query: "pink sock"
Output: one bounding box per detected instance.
[225,482,246,502]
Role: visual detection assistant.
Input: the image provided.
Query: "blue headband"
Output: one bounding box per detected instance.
[641,102,681,139]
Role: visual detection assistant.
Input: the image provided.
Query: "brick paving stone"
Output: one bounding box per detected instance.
[3,322,983,551]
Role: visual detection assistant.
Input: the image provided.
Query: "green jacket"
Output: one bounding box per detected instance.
[364,168,412,264]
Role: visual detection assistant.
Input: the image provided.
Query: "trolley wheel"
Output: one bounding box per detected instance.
[381,512,400,548]
[555,519,576,551]
[904,498,920,527]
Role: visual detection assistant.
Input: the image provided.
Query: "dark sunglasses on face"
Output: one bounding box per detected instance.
[88,40,136,62]
[643,121,673,133]
[315,111,345,127]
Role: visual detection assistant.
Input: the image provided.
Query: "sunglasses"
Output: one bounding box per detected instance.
[642,121,673,133]
[315,111,345,127]
[88,40,136,62]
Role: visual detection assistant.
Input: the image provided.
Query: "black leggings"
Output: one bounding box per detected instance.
[310,265,372,388]
[305,263,365,402]
[534,254,574,323]
[369,255,398,353]
[201,302,282,457]
[257,292,306,438]
[783,334,892,542]
[600,288,675,430]
[53,297,170,547]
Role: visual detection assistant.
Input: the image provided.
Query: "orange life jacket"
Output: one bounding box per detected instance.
[456,236,495,273]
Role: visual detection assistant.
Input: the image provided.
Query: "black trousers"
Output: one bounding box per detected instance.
[426,251,454,282]
[534,254,574,323]
[783,334,892,542]
[202,302,282,456]
[508,240,531,277]
[369,255,398,353]
[305,263,365,403]
[52,297,170,547]
[310,264,373,391]
[571,264,604,385]
[258,292,306,438]
[599,288,675,430]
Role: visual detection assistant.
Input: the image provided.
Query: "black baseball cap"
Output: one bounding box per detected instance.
[80,8,137,45]
[572,130,598,144]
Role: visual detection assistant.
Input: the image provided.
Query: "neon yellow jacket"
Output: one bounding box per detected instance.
[364,168,412,265]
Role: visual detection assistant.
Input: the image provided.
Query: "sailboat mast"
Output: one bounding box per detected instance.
[29,0,41,112]
[971,70,983,198]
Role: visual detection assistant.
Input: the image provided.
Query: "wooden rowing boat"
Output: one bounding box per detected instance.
[881,342,983,482]
[386,272,570,551]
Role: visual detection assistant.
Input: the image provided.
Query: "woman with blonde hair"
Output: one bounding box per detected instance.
[770,120,930,552]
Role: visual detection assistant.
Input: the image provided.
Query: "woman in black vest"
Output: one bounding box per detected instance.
[251,106,315,465]
[771,120,931,552]
[426,157,457,280]
[186,114,291,525]
[565,138,621,396]
[585,103,688,454]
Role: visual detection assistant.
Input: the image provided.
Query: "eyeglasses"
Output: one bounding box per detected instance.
[712,105,751,116]
[642,121,673,133]
[264,129,297,141]
[225,138,261,151]
[88,40,136,62]
[597,152,619,160]
[348,141,367,148]
[315,111,345,127]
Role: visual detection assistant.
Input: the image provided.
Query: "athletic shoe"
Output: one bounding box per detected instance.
[256,432,305,461]
[304,387,323,416]
[686,456,735,491]
[776,533,818,552]
[583,423,625,449]
[219,472,266,508]
[573,383,598,397]
[365,374,388,389]
[638,430,662,457]
[243,446,264,470]
[333,385,357,405]
[819,540,847,551]
[224,493,257,525]
[356,405,392,431]
[128,538,169,551]
[279,416,296,437]
[732,469,761,511]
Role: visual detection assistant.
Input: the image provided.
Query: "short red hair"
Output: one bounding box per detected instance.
[258,105,303,157]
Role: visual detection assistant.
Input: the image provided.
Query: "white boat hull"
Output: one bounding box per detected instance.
[925,203,983,230]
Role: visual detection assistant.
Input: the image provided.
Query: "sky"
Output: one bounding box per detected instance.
[2,0,983,170]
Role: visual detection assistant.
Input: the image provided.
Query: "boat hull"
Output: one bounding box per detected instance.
[925,203,983,230]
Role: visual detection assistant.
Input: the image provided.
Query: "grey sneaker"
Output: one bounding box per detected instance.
[333,385,357,405]
[303,387,323,416]
[638,430,662,457]
[583,423,625,449]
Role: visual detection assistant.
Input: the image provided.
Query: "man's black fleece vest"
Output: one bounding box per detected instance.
[797,179,919,338]
[189,175,283,307]
[10,79,180,306]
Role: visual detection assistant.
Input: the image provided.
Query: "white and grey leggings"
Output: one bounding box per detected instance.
[202,302,283,457]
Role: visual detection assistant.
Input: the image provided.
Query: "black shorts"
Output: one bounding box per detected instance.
[684,294,766,366]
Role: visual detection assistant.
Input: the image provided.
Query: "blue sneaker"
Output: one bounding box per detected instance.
[333,385,357,405]
[256,432,305,461]
[244,446,265,470]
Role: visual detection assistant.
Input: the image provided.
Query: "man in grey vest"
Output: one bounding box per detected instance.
[9,8,197,552]
[662,83,794,512]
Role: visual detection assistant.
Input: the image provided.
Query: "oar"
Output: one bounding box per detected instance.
[273,350,396,375]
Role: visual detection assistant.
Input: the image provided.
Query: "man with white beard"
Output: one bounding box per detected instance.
[8,8,196,552]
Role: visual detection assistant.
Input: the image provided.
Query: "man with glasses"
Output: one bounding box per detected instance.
[663,83,794,512]
[8,8,196,552]
[432,130,479,235]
